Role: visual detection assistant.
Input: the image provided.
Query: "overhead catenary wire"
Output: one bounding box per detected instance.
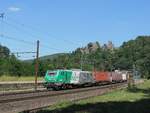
[40,44,66,52]
[6,15,82,46]
[2,19,69,51]
[0,16,64,51]
[0,13,79,60]
[2,20,39,40]
[0,34,35,45]
[0,34,67,52]
[12,52,36,54]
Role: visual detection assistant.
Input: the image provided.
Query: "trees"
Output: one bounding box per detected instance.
[0,36,150,78]
[114,36,150,78]
[0,44,10,58]
[0,44,34,76]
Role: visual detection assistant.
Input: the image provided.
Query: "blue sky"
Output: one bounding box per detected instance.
[0,0,150,59]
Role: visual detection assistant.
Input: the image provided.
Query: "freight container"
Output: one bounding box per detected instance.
[93,72,112,82]
[111,72,122,82]
[121,71,128,81]
[122,73,127,81]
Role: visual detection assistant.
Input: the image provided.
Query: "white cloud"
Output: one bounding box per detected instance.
[8,6,21,12]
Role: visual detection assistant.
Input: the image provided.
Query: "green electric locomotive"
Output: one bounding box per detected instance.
[44,69,94,90]
[44,69,72,90]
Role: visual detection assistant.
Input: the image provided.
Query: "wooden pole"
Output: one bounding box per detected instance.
[35,40,39,90]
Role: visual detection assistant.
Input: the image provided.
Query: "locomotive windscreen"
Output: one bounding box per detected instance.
[48,72,56,76]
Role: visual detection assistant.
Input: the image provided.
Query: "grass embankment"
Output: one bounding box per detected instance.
[38,80,150,113]
[0,75,43,82]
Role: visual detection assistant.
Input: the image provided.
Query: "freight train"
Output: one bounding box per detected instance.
[44,69,128,90]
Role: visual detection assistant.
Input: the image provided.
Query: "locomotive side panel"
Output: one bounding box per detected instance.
[70,71,80,84]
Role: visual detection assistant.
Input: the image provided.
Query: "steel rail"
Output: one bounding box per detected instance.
[0,82,126,104]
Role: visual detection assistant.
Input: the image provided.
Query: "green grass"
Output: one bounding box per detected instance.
[0,75,43,82]
[37,80,150,113]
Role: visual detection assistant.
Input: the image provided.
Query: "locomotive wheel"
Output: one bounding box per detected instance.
[61,85,66,90]
[46,87,52,91]
[53,86,60,91]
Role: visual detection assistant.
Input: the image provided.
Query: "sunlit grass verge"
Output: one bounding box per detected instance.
[38,80,150,113]
[0,75,43,82]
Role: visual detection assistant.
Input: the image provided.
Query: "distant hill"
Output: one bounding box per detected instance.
[39,53,68,60]
[25,53,68,62]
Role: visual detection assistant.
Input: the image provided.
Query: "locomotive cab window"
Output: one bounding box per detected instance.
[48,72,56,76]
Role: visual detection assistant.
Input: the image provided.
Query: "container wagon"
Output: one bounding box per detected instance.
[111,72,122,82]
[93,71,112,84]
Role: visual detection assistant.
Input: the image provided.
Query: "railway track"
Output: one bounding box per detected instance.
[0,82,125,103]
[0,81,44,91]
[0,82,127,113]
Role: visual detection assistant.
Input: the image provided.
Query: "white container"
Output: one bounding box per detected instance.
[122,73,127,81]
